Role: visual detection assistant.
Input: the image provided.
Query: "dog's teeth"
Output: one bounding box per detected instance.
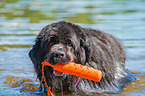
[54,70,64,76]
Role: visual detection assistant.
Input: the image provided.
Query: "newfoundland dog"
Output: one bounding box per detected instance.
[29,21,136,95]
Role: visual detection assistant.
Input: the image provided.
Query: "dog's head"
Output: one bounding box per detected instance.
[44,22,87,75]
[39,21,91,65]
[36,21,91,93]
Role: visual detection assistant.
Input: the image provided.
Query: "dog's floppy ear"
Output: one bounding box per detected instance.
[67,22,92,63]
[29,37,42,64]
[29,34,47,65]
[29,45,38,65]
[80,38,92,63]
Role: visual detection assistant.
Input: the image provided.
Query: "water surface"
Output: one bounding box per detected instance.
[0,0,145,95]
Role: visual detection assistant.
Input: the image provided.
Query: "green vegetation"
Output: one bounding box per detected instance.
[0,45,32,51]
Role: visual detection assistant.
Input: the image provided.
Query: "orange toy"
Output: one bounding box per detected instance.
[42,59,102,82]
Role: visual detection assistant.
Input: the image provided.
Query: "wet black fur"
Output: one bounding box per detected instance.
[29,21,136,95]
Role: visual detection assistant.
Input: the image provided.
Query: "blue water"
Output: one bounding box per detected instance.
[0,0,145,95]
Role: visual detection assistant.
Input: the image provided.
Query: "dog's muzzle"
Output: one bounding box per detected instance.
[48,51,70,78]
[49,50,71,65]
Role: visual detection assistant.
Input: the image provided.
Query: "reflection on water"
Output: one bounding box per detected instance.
[0,0,145,95]
[122,75,145,94]
[4,76,39,92]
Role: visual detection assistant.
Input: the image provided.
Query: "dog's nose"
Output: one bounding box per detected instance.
[54,51,65,58]
[48,51,70,65]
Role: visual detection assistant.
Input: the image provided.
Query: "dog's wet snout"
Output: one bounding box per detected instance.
[48,44,71,65]
[54,51,65,58]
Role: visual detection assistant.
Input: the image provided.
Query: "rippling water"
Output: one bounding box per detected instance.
[0,0,145,95]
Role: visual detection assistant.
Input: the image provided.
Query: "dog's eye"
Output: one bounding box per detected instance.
[67,44,72,47]
[49,43,53,46]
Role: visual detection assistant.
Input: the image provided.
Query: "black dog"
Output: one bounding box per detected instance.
[29,21,136,95]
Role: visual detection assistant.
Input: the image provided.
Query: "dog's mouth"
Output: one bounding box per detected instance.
[53,70,64,76]
[53,69,67,79]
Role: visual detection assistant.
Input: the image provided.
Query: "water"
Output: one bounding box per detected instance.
[0,0,145,95]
